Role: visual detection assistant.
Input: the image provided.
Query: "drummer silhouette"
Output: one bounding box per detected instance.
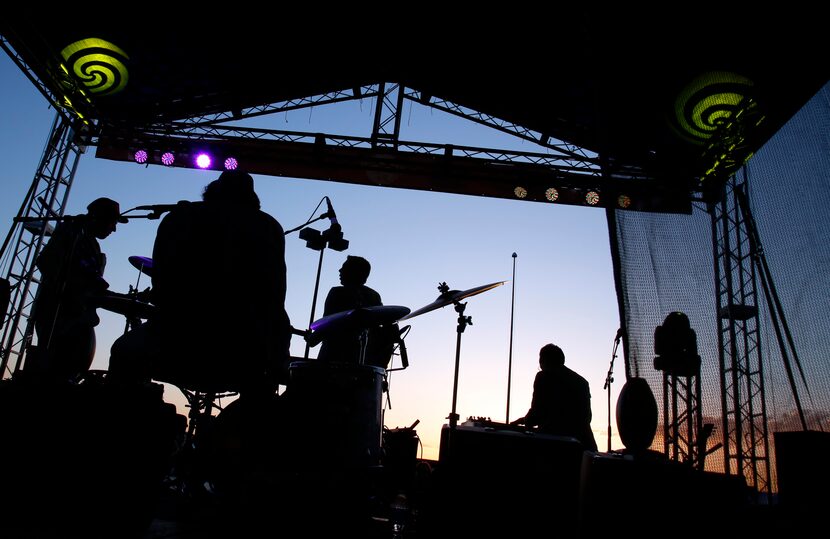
[316,256,396,367]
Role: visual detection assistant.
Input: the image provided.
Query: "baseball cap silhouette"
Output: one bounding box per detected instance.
[87,197,128,223]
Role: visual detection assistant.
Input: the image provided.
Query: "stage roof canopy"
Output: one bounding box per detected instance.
[3,14,827,212]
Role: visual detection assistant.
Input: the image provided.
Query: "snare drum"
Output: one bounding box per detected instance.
[288,360,385,468]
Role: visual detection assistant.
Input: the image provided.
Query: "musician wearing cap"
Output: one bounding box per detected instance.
[31,197,127,382]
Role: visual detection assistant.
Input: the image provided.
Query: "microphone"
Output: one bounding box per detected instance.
[397,324,410,369]
[135,201,190,219]
[135,202,186,213]
[324,196,339,228]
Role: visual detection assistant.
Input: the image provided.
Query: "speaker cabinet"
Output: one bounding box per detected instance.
[580,452,748,537]
[775,430,830,511]
[420,423,585,536]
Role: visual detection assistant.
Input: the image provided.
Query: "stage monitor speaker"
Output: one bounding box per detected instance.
[424,422,586,536]
[774,430,830,512]
[579,452,748,538]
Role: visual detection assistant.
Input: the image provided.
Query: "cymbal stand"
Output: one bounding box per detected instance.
[121,286,142,335]
[123,262,149,334]
[448,300,472,430]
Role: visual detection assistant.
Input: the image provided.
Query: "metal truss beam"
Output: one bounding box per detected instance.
[143,82,651,183]
[662,372,705,467]
[401,87,595,164]
[163,85,382,128]
[371,83,404,149]
[95,122,689,213]
[711,173,771,497]
[111,121,601,173]
[0,114,87,378]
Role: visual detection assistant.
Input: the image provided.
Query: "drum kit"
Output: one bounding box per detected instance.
[290,279,505,469]
[98,253,504,360]
[95,256,156,332]
[96,254,505,467]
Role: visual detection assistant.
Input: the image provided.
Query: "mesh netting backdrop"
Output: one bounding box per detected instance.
[610,81,830,491]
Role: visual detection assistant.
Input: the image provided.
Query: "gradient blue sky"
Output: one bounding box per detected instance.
[0,52,624,459]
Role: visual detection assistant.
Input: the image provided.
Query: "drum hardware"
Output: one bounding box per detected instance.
[96,290,155,333]
[398,281,504,321]
[386,324,411,372]
[128,255,154,277]
[288,360,386,468]
[403,281,504,433]
[308,305,411,366]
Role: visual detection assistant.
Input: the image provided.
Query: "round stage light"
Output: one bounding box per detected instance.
[514,186,528,199]
[224,157,238,170]
[195,153,212,169]
[545,187,559,202]
[618,195,632,209]
[161,152,175,166]
[585,191,600,205]
[133,150,148,164]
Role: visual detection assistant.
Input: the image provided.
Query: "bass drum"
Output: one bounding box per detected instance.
[287,360,385,469]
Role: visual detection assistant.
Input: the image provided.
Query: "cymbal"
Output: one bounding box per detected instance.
[310,305,411,335]
[399,281,505,321]
[128,255,154,277]
[96,293,156,319]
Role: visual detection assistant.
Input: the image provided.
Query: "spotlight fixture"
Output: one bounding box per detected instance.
[585,191,600,205]
[514,186,528,199]
[224,157,239,170]
[134,150,148,164]
[618,195,632,209]
[161,152,175,166]
[195,153,212,169]
[545,187,559,202]
[654,311,701,377]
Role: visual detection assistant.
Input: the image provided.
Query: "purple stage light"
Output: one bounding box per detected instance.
[195,153,212,169]
[224,157,238,170]
[161,152,175,166]
[134,150,148,164]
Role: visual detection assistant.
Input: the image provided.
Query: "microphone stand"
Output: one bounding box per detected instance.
[283,212,337,359]
[283,214,329,236]
[289,215,348,360]
[604,332,622,452]
[305,247,326,359]
[505,252,517,424]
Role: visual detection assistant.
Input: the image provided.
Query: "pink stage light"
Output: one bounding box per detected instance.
[161,152,175,166]
[134,150,148,164]
[224,157,238,170]
[195,153,212,169]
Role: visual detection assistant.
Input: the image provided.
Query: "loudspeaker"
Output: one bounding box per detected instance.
[422,423,585,536]
[775,430,830,511]
[579,452,748,537]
